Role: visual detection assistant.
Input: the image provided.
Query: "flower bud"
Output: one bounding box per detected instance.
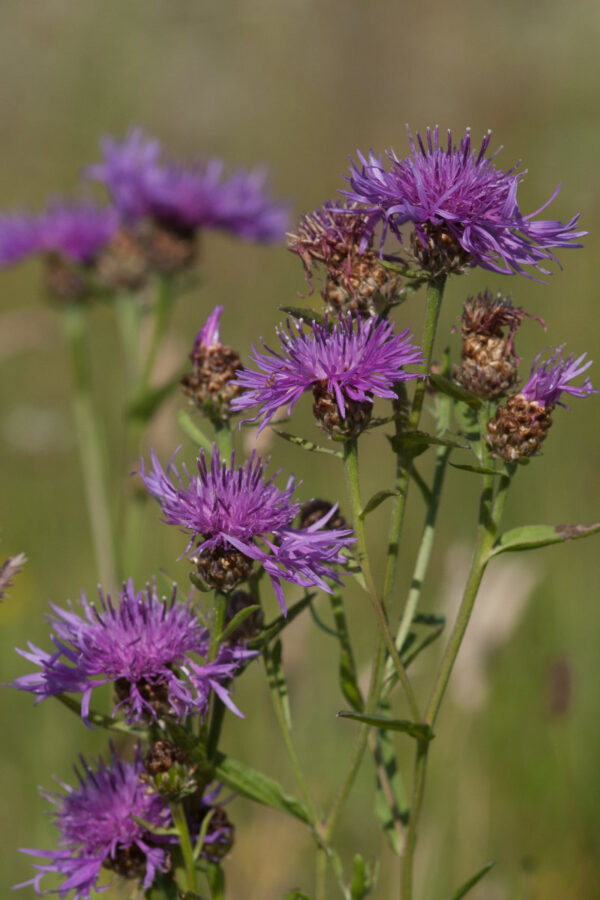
[182,306,242,422]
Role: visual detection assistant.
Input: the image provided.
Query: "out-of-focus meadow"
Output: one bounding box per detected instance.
[1,3,599,898]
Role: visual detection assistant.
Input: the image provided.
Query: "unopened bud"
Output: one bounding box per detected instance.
[182,306,242,422]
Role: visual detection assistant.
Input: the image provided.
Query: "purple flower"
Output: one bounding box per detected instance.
[0,200,118,267]
[342,126,584,277]
[87,128,290,242]
[140,447,354,613]
[287,201,372,277]
[10,579,251,724]
[15,744,178,898]
[231,313,424,431]
[193,304,224,354]
[521,345,598,407]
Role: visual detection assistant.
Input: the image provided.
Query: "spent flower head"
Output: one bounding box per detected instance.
[343,126,584,278]
[11,578,251,724]
[87,127,290,243]
[231,313,424,437]
[15,744,177,899]
[140,446,354,613]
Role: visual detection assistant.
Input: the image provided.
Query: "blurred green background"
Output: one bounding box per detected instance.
[1,2,599,898]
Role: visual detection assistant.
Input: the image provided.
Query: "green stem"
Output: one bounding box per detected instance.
[382,276,446,612]
[214,420,233,457]
[63,304,118,589]
[343,439,420,722]
[170,801,197,893]
[316,845,328,900]
[137,275,173,400]
[206,592,229,761]
[400,739,428,900]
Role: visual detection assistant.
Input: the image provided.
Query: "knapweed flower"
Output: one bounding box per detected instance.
[181,305,242,421]
[87,128,290,244]
[10,578,251,724]
[343,126,584,278]
[231,313,424,437]
[287,201,402,316]
[16,744,179,898]
[487,345,598,460]
[140,446,354,613]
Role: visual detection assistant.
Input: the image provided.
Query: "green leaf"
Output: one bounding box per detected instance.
[350,854,366,899]
[341,552,367,591]
[264,639,292,731]
[373,700,409,856]
[450,462,502,476]
[127,373,182,423]
[390,430,470,459]
[428,375,482,408]
[273,429,343,458]
[329,590,363,711]
[449,861,495,899]
[402,617,446,668]
[214,754,311,824]
[177,409,214,454]
[283,892,313,900]
[454,402,482,462]
[248,592,315,650]
[337,711,434,742]
[490,522,600,558]
[205,861,225,900]
[147,876,182,899]
[359,490,399,519]
[217,604,261,643]
[279,305,326,326]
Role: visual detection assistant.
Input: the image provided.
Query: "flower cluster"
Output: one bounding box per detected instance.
[232,313,424,437]
[343,126,584,278]
[11,579,252,724]
[140,446,354,613]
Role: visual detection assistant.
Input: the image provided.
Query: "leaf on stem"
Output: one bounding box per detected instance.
[146,876,183,899]
[454,402,483,463]
[450,462,502,476]
[273,429,343,458]
[279,305,327,327]
[178,410,214,454]
[389,430,470,460]
[337,711,434,742]
[448,861,495,899]
[217,604,262,644]
[359,490,399,519]
[283,892,313,900]
[127,373,183,423]
[329,590,363,711]
[205,861,225,900]
[402,615,446,669]
[372,701,408,856]
[264,639,292,731]
[350,853,379,899]
[214,754,312,824]
[248,592,315,650]
[490,522,600,558]
[428,375,482,408]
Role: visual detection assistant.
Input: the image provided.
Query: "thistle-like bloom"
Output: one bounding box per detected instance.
[11,579,250,724]
[343,126,584,277]
[486,345,597,460]
[140,447,354,613]
[0,200,118,267]
[181,306,242,421]
[231,314,424,435]
[16,745,179,898]
[87,128,290,242]
[520,345,597,407]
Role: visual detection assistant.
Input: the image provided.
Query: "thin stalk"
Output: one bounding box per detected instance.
[316,845,328,900]
[214,420,233,458]
[206,592,228,761]
[63,304,118,589]
[382,276,446,611]
[114,291,142,392]
[400,739,428,900]
[137,275,173,399]
[343,439,420,722]
[170,801,197,893]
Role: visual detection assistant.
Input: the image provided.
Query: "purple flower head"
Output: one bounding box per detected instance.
[287,201,372,279]
[343,126,585,278]
[140,447,355,614]
[10,578,251,725]
[521,345,598,407]
[231,313,424,432]
[16,744,180,898]
[193,304,224,355]
[0,200,118,267]
[87,128,290,242]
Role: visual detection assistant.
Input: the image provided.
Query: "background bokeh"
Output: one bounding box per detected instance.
[1,3,599,898]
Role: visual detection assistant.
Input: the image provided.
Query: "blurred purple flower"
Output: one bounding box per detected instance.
[87,128,290,242]
[15,744,177,899]
[521,345,598,407]
[140,447,354,613]
[11,579,251,724]
[342,126,584,277]
[231,313,424,430]
[0,200,118,267]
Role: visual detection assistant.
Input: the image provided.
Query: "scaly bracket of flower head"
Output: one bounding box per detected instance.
[86,128,291,276]
[287,201,403,317]
[487,345,598,461]
[140,445,355,614]
[0,552,26,600]
[454,290,545,399]
[181,305,243,423]
[231,312,424,439]
[342,126,585,280]
[10,578,252,724]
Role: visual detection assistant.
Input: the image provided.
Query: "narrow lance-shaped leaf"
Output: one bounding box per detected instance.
[264,639,292,731]
[205,861,225,900]
[490,523,600,558]
[128,373,183,423]
[330,590,363,712]
[337,711,434,742]
[449,861,495,899]
[177,409,214,454]
[217,604,261,644]
[248,592,315,651]
[359,490,399,520]
[279,305,327,327]
[428,374,482,408]
[214,753,311,825]
[273,429,343,458]
[450,462,502,477]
